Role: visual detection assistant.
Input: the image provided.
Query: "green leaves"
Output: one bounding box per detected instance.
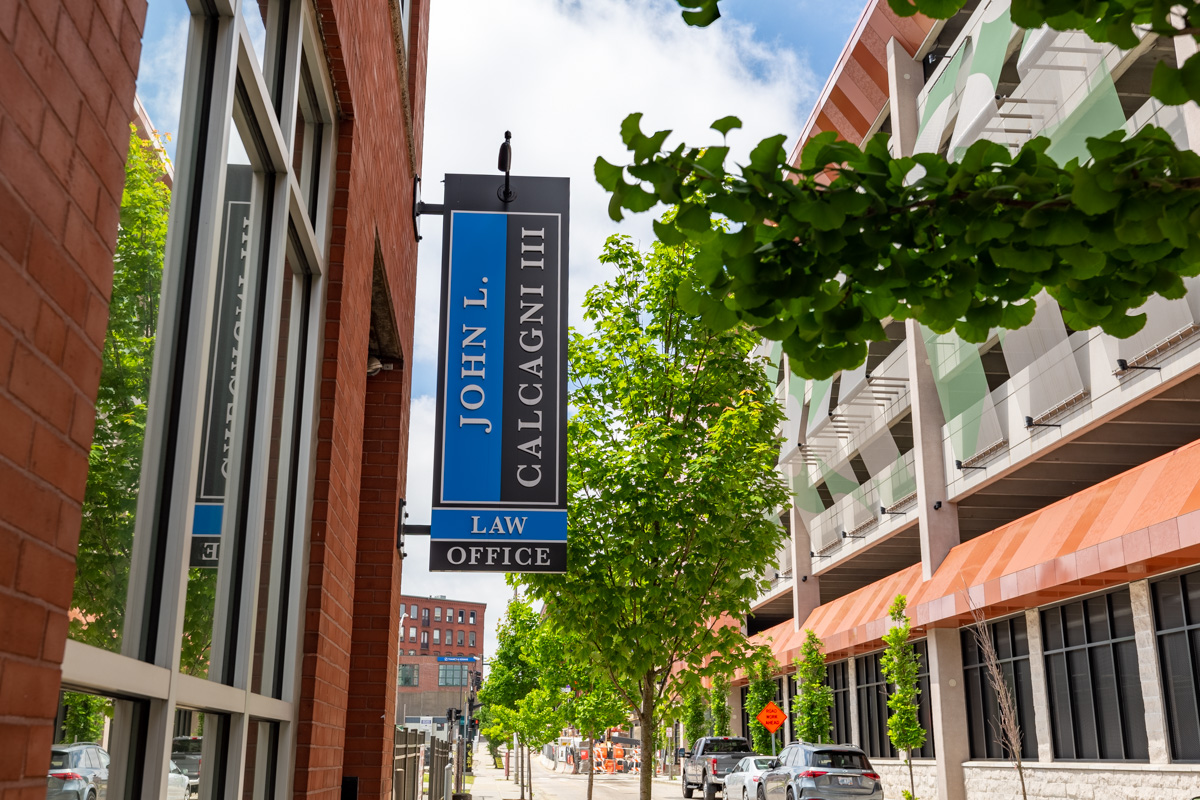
[520,232,788,783]
[793,631,834,745]
[597,114,1200,379]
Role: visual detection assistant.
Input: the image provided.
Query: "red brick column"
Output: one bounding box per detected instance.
[0,2,145,797]
[344,366,406,800]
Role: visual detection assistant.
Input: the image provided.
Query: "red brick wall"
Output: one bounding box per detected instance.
[0,1,146,797]
[295,0,426,798]
[344,367,407,800]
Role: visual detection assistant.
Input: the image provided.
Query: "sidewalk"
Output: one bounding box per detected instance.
[468,747,528,800]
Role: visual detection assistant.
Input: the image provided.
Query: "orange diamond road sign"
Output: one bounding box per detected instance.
[756,701,786,733]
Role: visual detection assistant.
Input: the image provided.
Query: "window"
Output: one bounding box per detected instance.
[420,631,429,648]
[434,608,442,622]
[398,665,419,687]
[445,629,453,646]
[458,610,465,623]
[408,650,416,656]
[469,611,476,624]
[410,604,417,618]
[855,643,935,759]
[1042,589,1148,760]
[422,608,430,625]
[408,626,416,642]
[826,660,852,745]
[468,632,476,648]
[1153,570,1200,761]
[457,630,464,646]
[447,607,454,621]
[439,664,469,687]
[433,630,440,645]
[961,616,1038,760]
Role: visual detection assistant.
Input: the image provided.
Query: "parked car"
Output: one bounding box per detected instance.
[682,736,757,800]
[167,761,194,800]
[758,742,882,800]
[170,736,203,791]
[722,756,779,800]
[46,742,109,800]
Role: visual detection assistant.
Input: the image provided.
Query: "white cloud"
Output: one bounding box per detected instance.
[403,0,819,670]
[412,0,817,368]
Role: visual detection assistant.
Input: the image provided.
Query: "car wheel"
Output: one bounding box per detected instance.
[786,789,794,800]
[704,777,717,800]
[757,784,766,800]
[87,791,96,800]
[742,786,748,800]
[683,777,694,798]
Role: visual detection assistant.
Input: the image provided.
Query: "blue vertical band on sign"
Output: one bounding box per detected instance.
[442,212,507,502]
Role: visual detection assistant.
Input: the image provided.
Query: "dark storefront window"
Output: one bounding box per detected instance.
[827,660,852,745]
[855,642,934,759]
[1152,570,1200,761]
[1042,589,1148,760]
[961,615,1038,760]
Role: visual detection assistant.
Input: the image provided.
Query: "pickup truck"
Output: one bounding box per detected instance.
[682,736,758,800]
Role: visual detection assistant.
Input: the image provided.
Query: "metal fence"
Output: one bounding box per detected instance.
[393,728,452,800]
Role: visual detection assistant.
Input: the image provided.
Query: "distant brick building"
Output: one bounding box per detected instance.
[0,1,429,799]
[395,595,486,739]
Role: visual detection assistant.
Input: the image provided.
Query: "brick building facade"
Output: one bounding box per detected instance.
[0,0,429,798]
[395,595,485,732]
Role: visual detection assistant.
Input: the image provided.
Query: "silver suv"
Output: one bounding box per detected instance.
[46,742,109,800]
[757,742,882,800]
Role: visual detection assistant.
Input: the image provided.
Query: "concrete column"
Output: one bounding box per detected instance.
[731,686,744,738]
[1176,32,1200,151]
[905,320,962,578]
[1024,609,1055,763]
[887,38,923,157]
[790,498,822,629]
[1130,580,1171,764]
[847,656,862,747]
[927,628,969,800]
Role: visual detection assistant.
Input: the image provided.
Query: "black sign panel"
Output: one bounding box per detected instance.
[191,165,253,567]
[429,174,569,572]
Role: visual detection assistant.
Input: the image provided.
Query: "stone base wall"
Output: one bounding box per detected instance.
[871,759,938,799]
[964,762,1200,800]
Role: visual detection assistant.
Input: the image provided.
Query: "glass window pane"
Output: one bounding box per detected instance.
[1159,631,1200,760]
[1013,615,1029,657]
[1154,578,1186,632]
[1110,589,1135,639]
[1046,652,1074,759]
[1114,640,1148,759]
[1042,608,1064,652]
[1064,602,1086,648]
[1090,646,1121,758]
[1067,649,1097,759]
[995,621,1013,661]
[1014,659,1039,759]
[182,105,266,681]
[243,719,280,800]
[1185,573,1200,626]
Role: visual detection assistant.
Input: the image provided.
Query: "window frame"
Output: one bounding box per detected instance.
[960,614,1039,760]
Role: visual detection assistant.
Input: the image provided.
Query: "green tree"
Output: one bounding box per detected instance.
[880,596,926,800]
[520,231,790,800]
[682,681,709,746]
[709,672,732,737]
[479,597,542,799]
[60,692,110,744]
[743,647,780,754]
[72,128,170,651]
[602,2,1200,379]
[792,630,833,745]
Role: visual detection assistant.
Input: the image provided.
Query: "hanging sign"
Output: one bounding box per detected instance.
[429,174,569,572]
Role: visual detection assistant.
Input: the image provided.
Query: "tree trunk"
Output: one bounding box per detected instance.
[527,745,534,797]
[907,755,915,799]
[638,679,656,800]
[587,733,595,800]
[518,740,525,799]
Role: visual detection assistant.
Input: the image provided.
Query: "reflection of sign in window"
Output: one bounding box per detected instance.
[191,165,254,568]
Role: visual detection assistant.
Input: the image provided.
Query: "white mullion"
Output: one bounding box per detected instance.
[277,0,306,157]
[289,176,324,274]
[278,271,328,800]
[138,9,238,796]
[61,640,172,700]
[236,14,289,172]
[177,672,250,715]
[248,692,293,721]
